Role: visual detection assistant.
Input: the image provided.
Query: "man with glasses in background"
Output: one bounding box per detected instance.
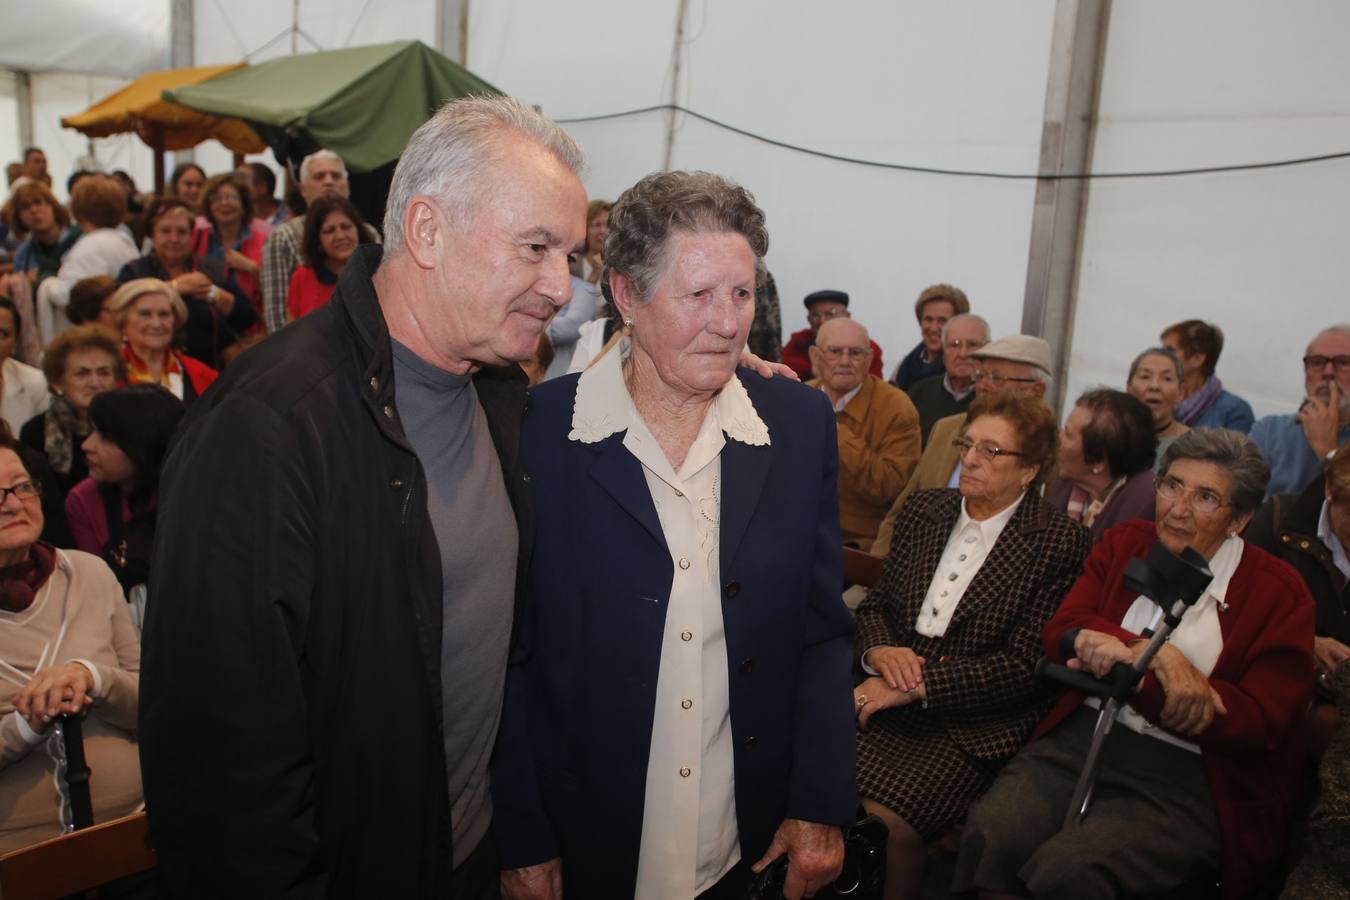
[869,334,1053,557]
[1250,325,1350,497]
[781,289,884,380]
[808,317,920,548]
[905,313,990,445]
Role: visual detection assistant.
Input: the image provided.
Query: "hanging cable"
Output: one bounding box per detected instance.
[555,103,1350,181]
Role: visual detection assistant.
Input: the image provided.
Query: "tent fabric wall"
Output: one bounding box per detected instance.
[7,1,1347,421]
[1063,0,1350,419]
[0,0,169,78]
[469,0,1058,366]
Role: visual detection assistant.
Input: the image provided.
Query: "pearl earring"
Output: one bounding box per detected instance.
[623,318,634,328]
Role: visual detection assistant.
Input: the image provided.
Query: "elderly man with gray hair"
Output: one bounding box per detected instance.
[140,97,589,898]
[905,312,990,445]
[258,148,381,334]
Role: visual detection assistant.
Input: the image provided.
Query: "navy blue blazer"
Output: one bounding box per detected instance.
[492,370,857,898]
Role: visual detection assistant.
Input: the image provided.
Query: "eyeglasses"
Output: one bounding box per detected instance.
[819,346,868,360]
[0,481,41,504]
[944,338,987,352]
[972,369,1039,387]
[209,193,241,206]
[1303,354,1350,374]
[951,436,1023,462]
[1155,474,1228,515]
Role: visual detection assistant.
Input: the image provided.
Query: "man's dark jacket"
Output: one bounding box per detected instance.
[1246,475,1350,645]
[139,246,534,897]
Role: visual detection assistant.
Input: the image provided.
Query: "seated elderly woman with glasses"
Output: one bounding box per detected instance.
[0,434,140,851]
[853,393,1090,900]
[955,428,1316,900]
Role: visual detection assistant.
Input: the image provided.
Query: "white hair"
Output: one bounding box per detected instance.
[382,95,585,255]
[299,149,347,184]
[941,313,991,342]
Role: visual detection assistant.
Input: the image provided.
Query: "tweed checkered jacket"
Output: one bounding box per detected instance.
[855,488,1091,760]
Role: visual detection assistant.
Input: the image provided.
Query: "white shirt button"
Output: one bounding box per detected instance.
[681,631,693,641]
[681,699,693,709]
[679,767,691,778]
[678,557,691,570]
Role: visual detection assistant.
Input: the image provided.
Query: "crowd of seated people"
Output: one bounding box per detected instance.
[3,136,1350,900]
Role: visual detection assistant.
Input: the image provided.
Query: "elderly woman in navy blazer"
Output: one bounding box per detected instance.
[492,172,857,900]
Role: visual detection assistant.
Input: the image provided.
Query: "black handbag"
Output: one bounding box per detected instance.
[745,812,888,899]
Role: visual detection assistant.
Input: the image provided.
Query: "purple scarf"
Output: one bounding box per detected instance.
[1174,374,1224,426]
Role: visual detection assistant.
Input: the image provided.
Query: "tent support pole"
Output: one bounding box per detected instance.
[435,0,470,64]
[15,71,33,151]
[152,125,166,195]
[1021,0,1111,414]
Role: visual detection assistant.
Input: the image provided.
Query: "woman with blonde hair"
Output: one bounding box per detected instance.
[106,278,217,403]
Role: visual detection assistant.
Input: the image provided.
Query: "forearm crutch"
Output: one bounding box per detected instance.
[1035,541,1213,828]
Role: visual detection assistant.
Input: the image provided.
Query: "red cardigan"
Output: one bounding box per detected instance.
[1036,520,1315,898]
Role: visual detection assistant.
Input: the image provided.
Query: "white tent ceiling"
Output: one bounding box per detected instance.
[5,0,1349,418]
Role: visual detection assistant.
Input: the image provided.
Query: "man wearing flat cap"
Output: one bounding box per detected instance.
[870,334,1054,556]
[781,289,884,380]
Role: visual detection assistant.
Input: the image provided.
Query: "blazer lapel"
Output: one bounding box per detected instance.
[719,438,771,574]
[945,494,1049,633]
[586,434,669,553]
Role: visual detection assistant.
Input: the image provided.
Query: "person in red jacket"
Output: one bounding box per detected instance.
[780,289,882,380]
[953,427,1315,900]
[286,196,372,322]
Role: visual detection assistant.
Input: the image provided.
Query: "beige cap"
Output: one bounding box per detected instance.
[970,334,1053,375]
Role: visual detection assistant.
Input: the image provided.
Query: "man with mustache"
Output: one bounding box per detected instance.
[809,317,920,548]
[139,97,589,899]
[1250,325,1350,497]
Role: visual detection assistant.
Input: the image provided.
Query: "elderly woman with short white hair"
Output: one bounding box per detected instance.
[493,171,856,900]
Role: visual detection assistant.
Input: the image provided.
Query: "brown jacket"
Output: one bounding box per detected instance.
[870,412,967,555]
[811,375,921,547]
[856,488,1091,761]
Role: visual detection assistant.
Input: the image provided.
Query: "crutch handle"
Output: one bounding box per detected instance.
[1036,659,1140,700]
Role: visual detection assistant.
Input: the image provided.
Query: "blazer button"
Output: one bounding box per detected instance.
[383,404,395,419]
[389,477,403,490]
[743,735,759,749]
[723,581,741,599]
[738,658,755,675]
[1300,540,1310,550]
[522,472,532,483]
[369,376,379,392]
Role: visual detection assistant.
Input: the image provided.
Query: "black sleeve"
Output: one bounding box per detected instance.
[139,393,325,898]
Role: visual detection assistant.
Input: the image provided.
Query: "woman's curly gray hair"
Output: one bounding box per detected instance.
[1159,427,1271,517]
[601,171,768,304]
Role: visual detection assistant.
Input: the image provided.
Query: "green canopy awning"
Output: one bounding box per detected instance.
[163,41,502,173]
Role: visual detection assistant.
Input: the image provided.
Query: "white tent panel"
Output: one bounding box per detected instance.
[470,0,1058,360]
[1065,0,1350,419]
[194,0,436,67]
[0,0,169,77]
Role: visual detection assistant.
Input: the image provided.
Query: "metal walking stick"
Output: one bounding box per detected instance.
[1035,541,1214,829]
